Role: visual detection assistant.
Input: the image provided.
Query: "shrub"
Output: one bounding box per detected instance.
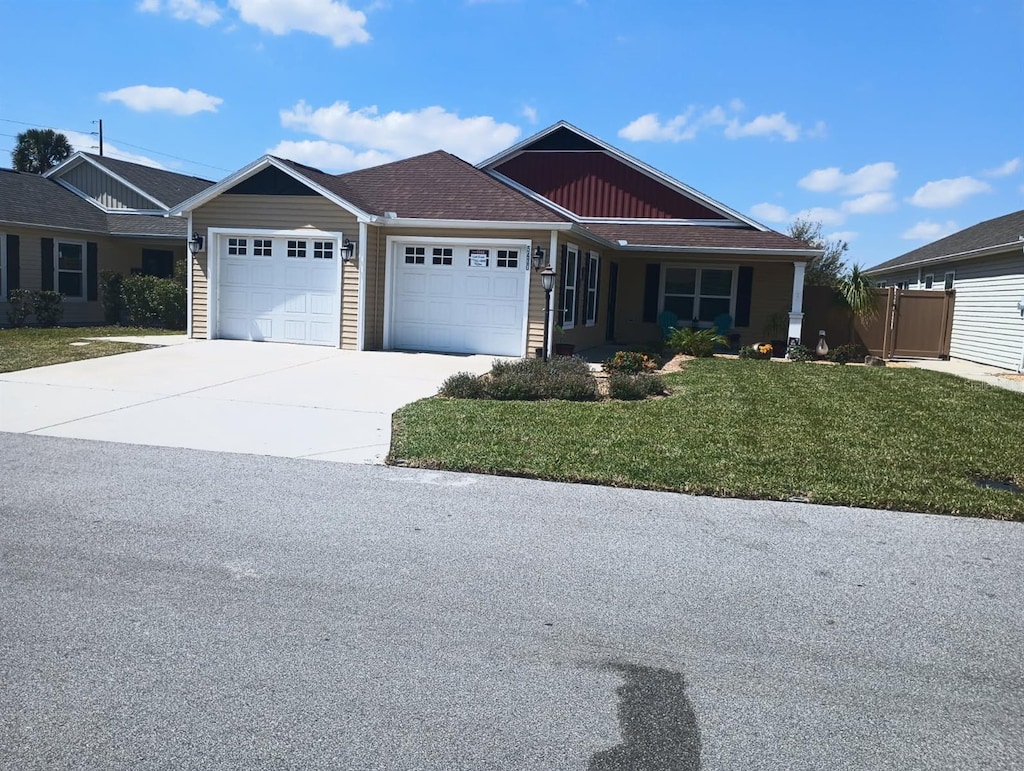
[99,271,125,324]
[486,357,597,401]
[152,278,186,330]
[738,343,773,360]
[603,350,659,374]
[666,327,729,358]
[439,372,486,399]
[123,274,161,326]
[33,290,63,327]
[786,343,814,362]
[827,343,867,365]
[608,372,666,400]
[6,289,34,327]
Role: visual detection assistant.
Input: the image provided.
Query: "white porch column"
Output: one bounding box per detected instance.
[787,260,807,343]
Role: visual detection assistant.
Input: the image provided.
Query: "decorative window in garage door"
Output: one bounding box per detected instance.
[287,240,307,258]
[497,249,519,269]
[313,241,334,260]
[228,237,247,255]
[253,238,273,257]
[468,248,489,267]
[432,247,453,266]
[405,246,426,264]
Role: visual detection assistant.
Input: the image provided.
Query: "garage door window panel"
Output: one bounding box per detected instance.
[432,247,453,266]
[228,238,247,256]
[287,240,307,258]
[405,246,425,265]
[253,239,273,257]
[313,241,333,260]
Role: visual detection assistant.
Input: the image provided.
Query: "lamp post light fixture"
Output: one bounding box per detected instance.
[540,266,556,363]
[187,232,204,256]
[532,246,546,271]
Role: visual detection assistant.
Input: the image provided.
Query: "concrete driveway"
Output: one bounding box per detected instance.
[0,340,496,463]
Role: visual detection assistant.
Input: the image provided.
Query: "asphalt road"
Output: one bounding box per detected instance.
[1,433,1022,770]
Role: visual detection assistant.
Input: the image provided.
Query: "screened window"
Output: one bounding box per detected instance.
[57,241,85,299]
[662,266,734,323]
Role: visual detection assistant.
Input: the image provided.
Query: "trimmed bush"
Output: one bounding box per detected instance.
[152,278,186,330]
[608,372,666,400]
[33,291,63,327]
[486,356,598,401]
[439,372,486,399]
[827,343,867,365]
[603,350,660,374]
[6,289,34,327]
[123,274,161,326]
[99,271,125,325]
[666,327,729,357]
[786,343,814,362]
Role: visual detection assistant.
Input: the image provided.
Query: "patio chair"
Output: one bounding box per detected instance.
[713,313,741,351]
[657,310,678,340]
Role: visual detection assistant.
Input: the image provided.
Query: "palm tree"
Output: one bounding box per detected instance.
[837,263,878,344]
[12,129,74,173]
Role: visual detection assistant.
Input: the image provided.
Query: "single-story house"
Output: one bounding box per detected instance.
[0,152,213,323]
[171,122,820,358]
[866,209,1024,372]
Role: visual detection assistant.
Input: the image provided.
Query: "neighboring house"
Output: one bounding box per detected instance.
[0,152,213,324]
[171,122,820,357]
[866,209,1024,372]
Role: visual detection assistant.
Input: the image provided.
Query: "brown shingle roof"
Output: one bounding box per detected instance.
[867,209,1024,273]
[581,222,813,251]
[280,151,567,222]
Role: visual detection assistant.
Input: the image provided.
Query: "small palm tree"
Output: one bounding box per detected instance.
[12,129,74,173]
[837,264,878,343]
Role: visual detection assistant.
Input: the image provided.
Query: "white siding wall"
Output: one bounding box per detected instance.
[947,251,1024,371]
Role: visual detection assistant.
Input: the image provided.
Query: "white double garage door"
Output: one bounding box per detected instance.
[212,232,529,356]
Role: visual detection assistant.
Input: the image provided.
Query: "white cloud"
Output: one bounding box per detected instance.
[749,202,790,223]
[229,0,369,47]
[793,206,845,226]
[798,162,898,195]
[827,230,858,243]
[100,85,223,116]
[60,129,166,169]
[723,112,800,142]
[266,140,393,172]
[983,157,1021,178]
[521,105,538,125]
[279,101,521,163]
[841,191,896,214]
[908,176,991,208]
[137,0,222,26]
[902,220,958,241]
[619,103,813,143]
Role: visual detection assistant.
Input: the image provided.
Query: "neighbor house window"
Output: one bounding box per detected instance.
[585,252,600,327]
[875,281,887,288]
[944,271,955,290]
[662,266,734,323]
[57,240,86,299]
[561,245,579,329]
[924,274,934,289]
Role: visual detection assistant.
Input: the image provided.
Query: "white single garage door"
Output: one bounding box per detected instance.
[216,234,341,346]
[388,241,529,356]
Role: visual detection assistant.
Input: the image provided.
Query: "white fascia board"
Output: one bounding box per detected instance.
[578,217,748,227]
[479,120,768,231]
[381,218,575,231]
[865,242,1023,275]
[52,153,169,210]
[485,169,581,222]
[616,244,823,257]
[168,156,374,222]
[42,152,86,178]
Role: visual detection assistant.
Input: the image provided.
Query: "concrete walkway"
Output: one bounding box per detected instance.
[0,340,496,463]
[897,357,1024,393]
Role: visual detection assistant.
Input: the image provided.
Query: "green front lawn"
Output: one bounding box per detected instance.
[0,326,180,373]
[390,358,1024,520]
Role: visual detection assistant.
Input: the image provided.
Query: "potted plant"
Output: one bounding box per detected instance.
[553,325,575,357]
[763,311,788,357]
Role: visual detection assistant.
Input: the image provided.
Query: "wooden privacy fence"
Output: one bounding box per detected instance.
[802,287,955,359]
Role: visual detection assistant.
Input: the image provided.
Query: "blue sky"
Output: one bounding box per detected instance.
[1,0,1021,267]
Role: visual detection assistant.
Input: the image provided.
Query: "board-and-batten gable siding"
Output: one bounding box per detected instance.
[190,194,360,346]
[380,226,553,356]
[60,163,157,210]
[947,252,1024,371]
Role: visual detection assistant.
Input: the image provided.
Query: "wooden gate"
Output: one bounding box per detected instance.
[853,288,955,359]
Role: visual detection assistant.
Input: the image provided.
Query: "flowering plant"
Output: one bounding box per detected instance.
[603,350,659,374]
[738,343,773,360]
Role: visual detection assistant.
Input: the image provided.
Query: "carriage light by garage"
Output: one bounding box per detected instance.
[187,232,205,255]
[342,239,357,263]
[532,246,546,271]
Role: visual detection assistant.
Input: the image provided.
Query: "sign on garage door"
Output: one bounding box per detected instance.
[217,234,341,346]
[389,241,528,356]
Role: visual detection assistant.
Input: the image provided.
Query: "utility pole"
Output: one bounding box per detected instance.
[93,119,103,156]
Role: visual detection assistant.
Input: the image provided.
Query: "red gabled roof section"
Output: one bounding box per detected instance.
[494,151,727,220]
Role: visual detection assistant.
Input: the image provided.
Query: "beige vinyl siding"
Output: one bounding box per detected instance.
[613,257,795,347]
[363,225,386,350]
[947,251,1024,371]
[60,163,158,210]
[190,193,359,347]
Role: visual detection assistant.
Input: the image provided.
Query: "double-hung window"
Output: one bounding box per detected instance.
[561,245,579,328]
[662,266,734,324]
[584,252,599,327]
[57,240,86,299]
[943,271,955,290]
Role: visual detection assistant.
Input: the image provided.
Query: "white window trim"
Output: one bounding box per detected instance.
[206,227,345,345]
[943,271,955,290]
[659,263,738,326]
[55,239,88,302]
[0,232,6,300]
[562,243,579,330]
[584,251,599,327]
